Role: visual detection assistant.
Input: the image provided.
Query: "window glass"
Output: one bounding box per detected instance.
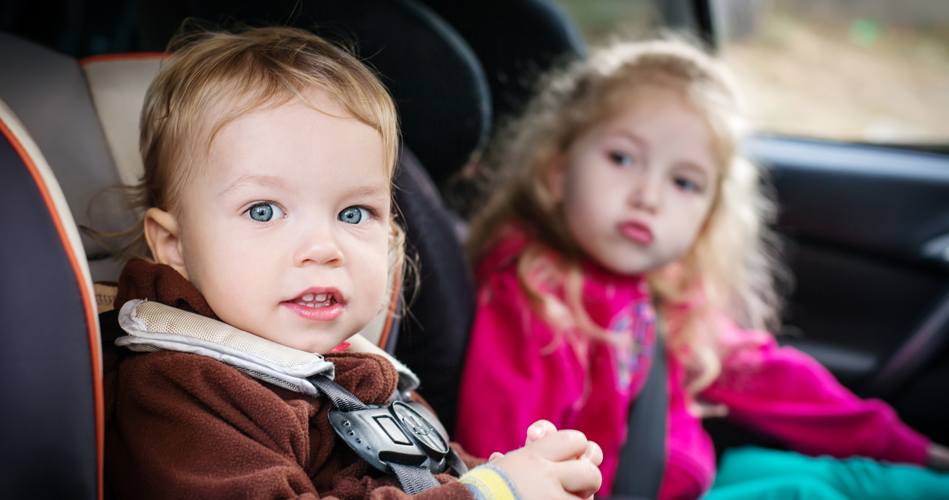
[552,0,949,144]
[715,0,949,144]
[553,0,661,42]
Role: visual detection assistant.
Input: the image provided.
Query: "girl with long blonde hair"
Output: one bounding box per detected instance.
[456,39,948,500]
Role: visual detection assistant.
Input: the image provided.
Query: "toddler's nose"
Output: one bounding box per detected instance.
[294,225,344,267]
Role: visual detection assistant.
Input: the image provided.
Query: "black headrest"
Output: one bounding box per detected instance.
[420,0,586,132]
[148,0,493,188]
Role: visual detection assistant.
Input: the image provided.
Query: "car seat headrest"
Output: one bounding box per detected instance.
[81,54,165,188]
[0,32,138,282]
[133,0,492,189]
[420,0,587,133]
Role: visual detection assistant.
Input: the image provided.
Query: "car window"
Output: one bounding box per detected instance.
[715,0,948,145]
[553,0,662,40]
[552,0,949,145]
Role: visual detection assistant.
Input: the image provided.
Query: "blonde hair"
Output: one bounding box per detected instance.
[468,38,786,392]
[115,25,406,282]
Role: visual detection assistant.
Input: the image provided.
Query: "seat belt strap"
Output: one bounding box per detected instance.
[612,323,667,500]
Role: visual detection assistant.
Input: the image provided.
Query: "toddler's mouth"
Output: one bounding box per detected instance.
[293,292,338,308]
[282,288,345,322]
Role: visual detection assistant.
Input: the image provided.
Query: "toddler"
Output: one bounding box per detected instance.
[456,39,949,500]
[103,26,602,500]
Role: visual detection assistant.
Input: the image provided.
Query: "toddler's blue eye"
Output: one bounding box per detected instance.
[609,152,634,167]
[247,202,284,222]
[338,206,369,224]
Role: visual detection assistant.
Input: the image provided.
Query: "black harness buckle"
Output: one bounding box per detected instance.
[328,400,450,474]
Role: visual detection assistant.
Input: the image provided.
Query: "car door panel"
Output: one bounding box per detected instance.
[747,135,949,444]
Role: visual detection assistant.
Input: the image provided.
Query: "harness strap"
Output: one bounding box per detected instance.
[308,373,369,412]
[389,463,442,494]
[445,447,469,476]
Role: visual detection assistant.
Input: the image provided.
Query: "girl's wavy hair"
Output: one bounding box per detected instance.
[112,24,409,290]
[468,38,787,393]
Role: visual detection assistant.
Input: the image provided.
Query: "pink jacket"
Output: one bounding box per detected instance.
[455,233,929,500]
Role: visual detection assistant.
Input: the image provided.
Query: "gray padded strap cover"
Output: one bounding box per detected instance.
[117,300,335,396]
[115,300,420,395]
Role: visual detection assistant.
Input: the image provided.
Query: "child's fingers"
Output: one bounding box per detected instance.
[525,419,557,445]
[555,455,603,498]
[488,452,504,463]
[526,429,589,461]
[581,441,603,466]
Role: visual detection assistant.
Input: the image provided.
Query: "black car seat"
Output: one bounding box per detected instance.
[419,0,587,186]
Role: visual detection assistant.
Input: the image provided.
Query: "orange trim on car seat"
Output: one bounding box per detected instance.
[0,118,104,500]
[376,272,402,350]
[79,52,167,66]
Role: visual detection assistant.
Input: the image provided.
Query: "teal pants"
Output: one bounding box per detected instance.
[703,447,949,500]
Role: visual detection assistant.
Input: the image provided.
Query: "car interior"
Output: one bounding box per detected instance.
[1,0,948,499]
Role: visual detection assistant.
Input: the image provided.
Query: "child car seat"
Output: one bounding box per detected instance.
[0,2,490,497]
[136,0,493,431]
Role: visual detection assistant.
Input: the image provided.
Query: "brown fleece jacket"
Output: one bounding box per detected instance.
[104,259,481,500]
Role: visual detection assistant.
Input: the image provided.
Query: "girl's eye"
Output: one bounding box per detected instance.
[674,177,702,193]
[609,152,635,167]
[246,202,285,222]
[338,206,370,225]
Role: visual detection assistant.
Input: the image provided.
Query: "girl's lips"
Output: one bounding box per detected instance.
[619,221,654,245]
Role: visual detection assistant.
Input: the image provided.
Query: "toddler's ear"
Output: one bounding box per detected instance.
[143,208,189,279]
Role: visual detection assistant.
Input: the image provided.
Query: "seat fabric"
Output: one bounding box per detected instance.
[421,0,586,146]
[133,0,492,187]
[0,32,136,282]
[0,99,100,500]
[393,149,476,436]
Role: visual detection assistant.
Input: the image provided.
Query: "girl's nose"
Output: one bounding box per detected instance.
[629,172,662,212]
[294,225,344,267]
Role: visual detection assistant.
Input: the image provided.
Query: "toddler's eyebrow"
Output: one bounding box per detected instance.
[344,184,389,200]
[219,174,289,196]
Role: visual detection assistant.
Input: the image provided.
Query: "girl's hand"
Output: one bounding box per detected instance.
[928,443,949,472]
[488,421,604,500]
